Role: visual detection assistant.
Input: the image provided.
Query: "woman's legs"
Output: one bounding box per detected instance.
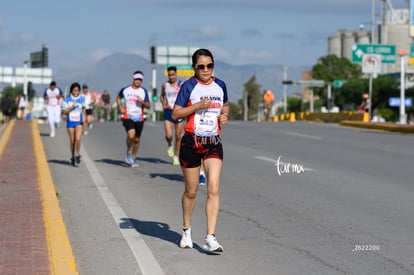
[203,158,223,235]
[181,166,201,229]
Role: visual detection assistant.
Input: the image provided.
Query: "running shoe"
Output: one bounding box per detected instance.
[131,160,139,168]
[70,157,76,167]
[199,174,206,186]
[76,155,81,165]
[89,123,93,130]
[173,156,180,166]
[179,228,193,249]
[50,132,55,138]
[203,234,223,252]
[167,145,174,158]
[125,152,134,165]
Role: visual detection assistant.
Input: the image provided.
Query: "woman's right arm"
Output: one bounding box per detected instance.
[172,98,211,121]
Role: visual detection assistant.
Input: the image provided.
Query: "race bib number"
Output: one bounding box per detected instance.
[126,101,142,121]
[195,111,218,135]
[69,109,81,122]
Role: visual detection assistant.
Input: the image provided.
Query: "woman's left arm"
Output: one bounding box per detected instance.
[218,102,229,125]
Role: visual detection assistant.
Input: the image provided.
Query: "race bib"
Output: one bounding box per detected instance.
[194,111,218,135]
[69,107,81,122]
[126,101,142,121]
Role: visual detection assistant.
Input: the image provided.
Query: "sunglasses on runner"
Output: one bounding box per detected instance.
[196,63,214,70]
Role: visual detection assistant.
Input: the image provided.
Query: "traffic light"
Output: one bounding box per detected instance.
[152,88,157,101]
[42,46,48,67]
[150,46,156,64]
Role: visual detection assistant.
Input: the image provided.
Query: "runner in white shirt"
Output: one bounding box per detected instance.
[82,84,95,135]
[160,66,184,166]
[116,70,151,168]
[44,81,63,137]
[172,49,229,253]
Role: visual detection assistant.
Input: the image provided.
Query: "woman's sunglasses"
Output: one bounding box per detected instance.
[196,63,214,70]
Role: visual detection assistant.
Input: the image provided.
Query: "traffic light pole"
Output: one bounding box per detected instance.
[151,66,157,122]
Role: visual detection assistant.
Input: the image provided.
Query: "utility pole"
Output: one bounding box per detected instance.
[398,50,408,124]
[283,66,287,114]
[243,89,248,122]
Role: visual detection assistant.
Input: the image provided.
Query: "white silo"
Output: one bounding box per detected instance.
[328,34,341,57]
[342,31,357,61]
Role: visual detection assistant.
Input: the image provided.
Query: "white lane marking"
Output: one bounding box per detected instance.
[80,147,164,275]
[255,156,314,171]
[285,131,322,141]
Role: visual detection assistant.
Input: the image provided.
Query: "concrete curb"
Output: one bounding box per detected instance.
[31,121,79,274]
[340,120,414,134]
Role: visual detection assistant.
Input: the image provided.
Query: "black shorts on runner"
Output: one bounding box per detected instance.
[122,119,144,138]
[85,109,93,115]
[179,132,223,168]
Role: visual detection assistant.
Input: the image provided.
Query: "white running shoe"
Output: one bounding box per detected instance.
[173,156,180,166]
[50,132,55,138]
[125,152,134,165]
[203,234,223,252]
[131,160,139,168]
[179,228,193,249]
[167,146,174,158]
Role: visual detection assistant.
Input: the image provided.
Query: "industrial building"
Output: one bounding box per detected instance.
[328,1,413,74]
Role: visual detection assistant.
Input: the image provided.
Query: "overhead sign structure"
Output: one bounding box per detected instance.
[295,80,325,87]
[282,80,325,87]
[389,97,412,107]
[156,46,199,65]
[164,64,193,77]
[14,67,53,84]
[0,66,14,83]
[351,44,396,64]
[362,54,382,74]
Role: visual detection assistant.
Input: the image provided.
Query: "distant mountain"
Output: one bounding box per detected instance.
[52,53,308,103]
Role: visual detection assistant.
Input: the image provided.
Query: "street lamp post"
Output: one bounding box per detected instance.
[23,61,29,97]
[398,49,408,124]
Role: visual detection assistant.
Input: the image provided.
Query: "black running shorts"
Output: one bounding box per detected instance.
[179,132,223,168]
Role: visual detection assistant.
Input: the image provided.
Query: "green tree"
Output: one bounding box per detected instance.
[312,55,362,107]
[312,54,362,82]
[334,76,399,113]
[287,97,301,113]
[0,86,22,117]
[334,78,367,110]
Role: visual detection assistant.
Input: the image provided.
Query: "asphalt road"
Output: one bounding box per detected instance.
[39,120,414,275]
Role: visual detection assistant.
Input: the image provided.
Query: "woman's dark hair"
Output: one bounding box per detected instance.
[192,48,214,67]
[70,82,81,94]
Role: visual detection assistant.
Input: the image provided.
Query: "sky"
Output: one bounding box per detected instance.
[0,0,409,73]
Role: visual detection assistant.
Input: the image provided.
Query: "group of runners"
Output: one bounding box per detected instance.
[46,48,229,253]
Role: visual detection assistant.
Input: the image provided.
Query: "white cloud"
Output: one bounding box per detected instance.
[176,26,223,41]
[241,29,262,37]
[0,21,33,48]
[239,50,273,61]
